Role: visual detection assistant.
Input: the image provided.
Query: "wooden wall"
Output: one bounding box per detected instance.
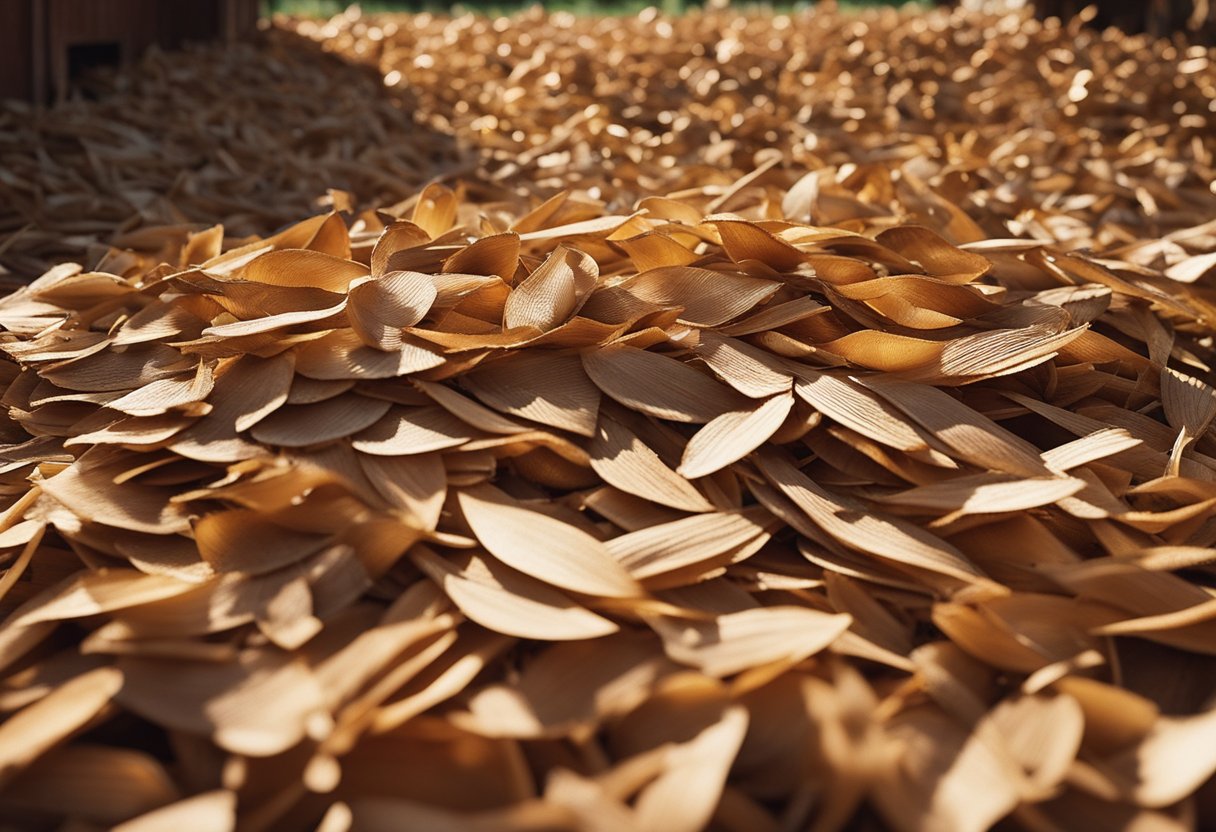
[160,0,223,50]
[0,0,36,100]
[1,0,262,103]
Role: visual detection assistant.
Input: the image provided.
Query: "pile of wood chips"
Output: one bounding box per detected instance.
[1,4,1216,832]
[0,30,469,281]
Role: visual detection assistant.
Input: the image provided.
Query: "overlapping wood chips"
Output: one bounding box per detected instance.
[1,3,1216,831]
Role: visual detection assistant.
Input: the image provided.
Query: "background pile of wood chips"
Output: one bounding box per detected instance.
[0,4,1215,831]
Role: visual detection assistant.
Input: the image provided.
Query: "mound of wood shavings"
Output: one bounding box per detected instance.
[2,183,1216,831]
[0,5,1215,832]
[0,30,468,280]
[289,5,1216,252]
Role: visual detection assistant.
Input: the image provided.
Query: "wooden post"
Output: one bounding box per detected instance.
[31,0,46,103]
[224,0,237,41]
[0,0,42,101]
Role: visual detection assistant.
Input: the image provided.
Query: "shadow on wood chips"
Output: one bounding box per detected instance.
[0,26,468,280]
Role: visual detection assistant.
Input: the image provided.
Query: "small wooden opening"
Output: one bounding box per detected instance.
[67,40,123,85]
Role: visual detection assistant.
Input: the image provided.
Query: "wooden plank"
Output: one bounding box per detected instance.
[229,0,261,39]
[0,0,34,100]
[157,0,222,50]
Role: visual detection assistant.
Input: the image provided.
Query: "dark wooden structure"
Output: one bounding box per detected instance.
[1033,0,1215,40]
[0,0,260,102]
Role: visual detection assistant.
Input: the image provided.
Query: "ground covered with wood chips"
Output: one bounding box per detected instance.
[1,4,1216,831]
